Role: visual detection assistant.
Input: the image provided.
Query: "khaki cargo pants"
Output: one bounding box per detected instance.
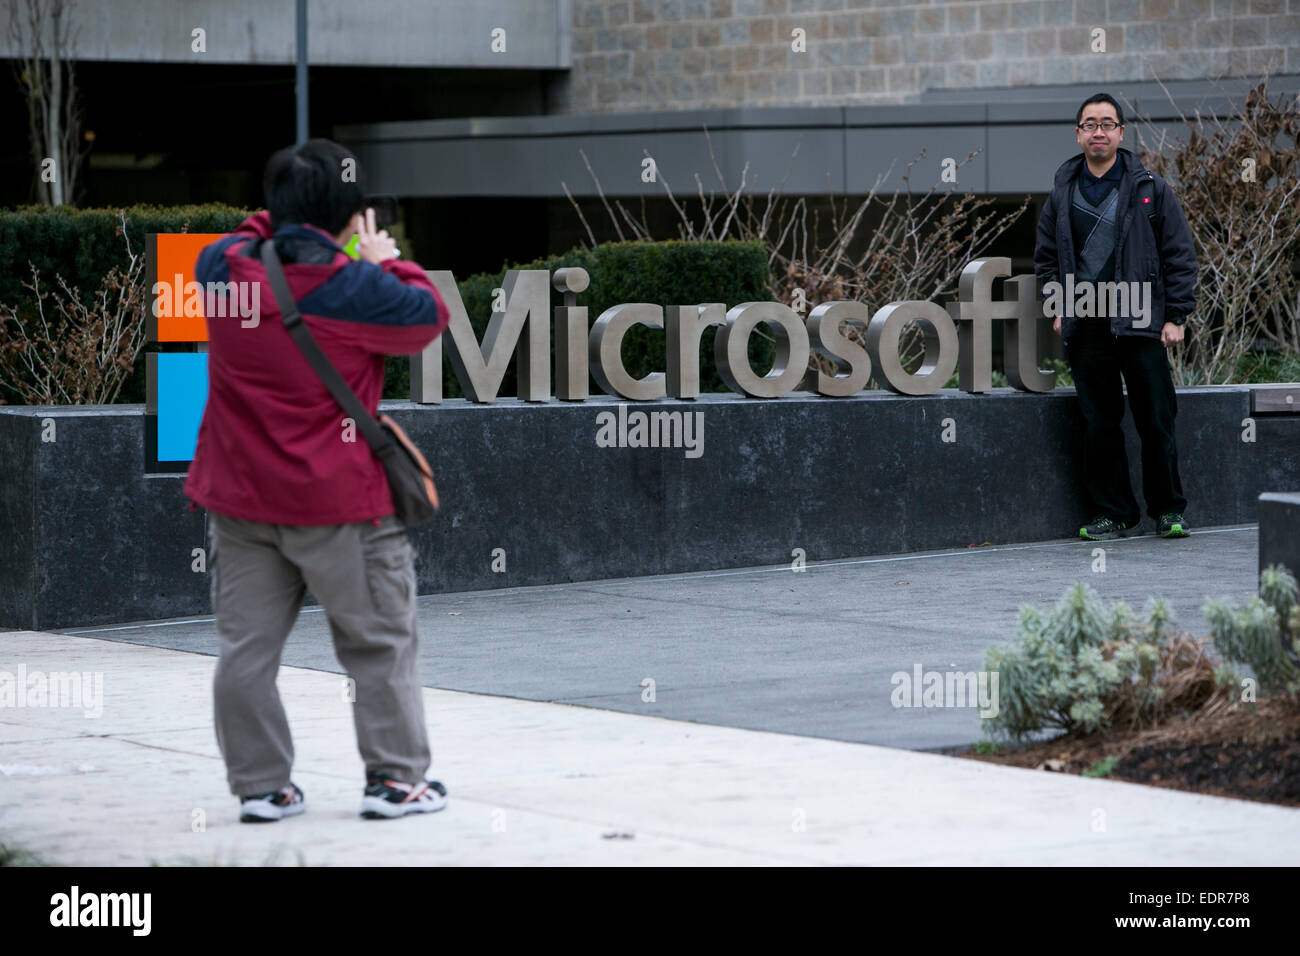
[208,511,431,797]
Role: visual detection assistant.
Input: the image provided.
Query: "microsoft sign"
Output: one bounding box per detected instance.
[146,235,1053,471]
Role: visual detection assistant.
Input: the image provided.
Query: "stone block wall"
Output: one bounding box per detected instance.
[556,0,1300,113]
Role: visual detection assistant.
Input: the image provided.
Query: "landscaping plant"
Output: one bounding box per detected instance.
[1203,564,1300,698]
[984,583,1233,743]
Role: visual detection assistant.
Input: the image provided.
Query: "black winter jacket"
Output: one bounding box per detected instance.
[1033,147,1197,341]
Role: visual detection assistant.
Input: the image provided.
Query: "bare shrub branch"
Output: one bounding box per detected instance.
[0,211,146,405]
[566,131,1030,380]
[1129,74,1300,384]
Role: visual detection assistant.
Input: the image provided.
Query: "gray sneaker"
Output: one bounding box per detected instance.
[1158,513,1190,538]
[1079,516,1136,541]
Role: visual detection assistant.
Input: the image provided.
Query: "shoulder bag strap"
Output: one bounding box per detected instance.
[258,238,395,455]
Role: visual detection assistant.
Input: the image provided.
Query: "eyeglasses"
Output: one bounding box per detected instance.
[1078,121,1121,132]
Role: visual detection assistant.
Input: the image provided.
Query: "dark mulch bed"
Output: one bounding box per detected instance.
[961,698,1300,807]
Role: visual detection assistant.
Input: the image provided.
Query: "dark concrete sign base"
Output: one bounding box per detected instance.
[1258,492,1300,583]
[2,387,1297,629]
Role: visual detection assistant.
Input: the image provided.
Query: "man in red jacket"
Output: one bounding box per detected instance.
[185,139,450,823]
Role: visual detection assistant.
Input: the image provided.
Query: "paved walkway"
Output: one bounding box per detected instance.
[3,524,1298,865]
[62,524,1265,750]
[3,627,1298,865]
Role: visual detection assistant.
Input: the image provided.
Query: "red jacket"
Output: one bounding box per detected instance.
[183,211,448,525]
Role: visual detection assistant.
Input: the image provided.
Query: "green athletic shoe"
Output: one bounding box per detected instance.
[1158,513,1190,538]
[1079,516,1134,541]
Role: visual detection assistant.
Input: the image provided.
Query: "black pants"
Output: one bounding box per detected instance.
[1065,322,1188,526]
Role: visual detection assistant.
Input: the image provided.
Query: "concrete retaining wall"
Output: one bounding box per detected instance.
[1,387,1296,629]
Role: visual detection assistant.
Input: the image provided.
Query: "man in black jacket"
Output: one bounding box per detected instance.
[1034,92,1198,541]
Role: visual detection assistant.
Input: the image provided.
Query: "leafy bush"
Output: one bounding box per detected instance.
[1040,358,1074,388]
[1235,350,1300,384]
[1082,756,1118,777]
[984,583,1229,743]
[999,353,1297,393]
[1204,564,1300,697]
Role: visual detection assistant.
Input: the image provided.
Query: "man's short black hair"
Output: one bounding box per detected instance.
[1076,93,1124,127]
[263,139,367,235]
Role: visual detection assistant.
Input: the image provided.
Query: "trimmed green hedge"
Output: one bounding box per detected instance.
[0,204,256,308]
[387,239,774,400]
[0,205,256,405]
[0,205,771,405]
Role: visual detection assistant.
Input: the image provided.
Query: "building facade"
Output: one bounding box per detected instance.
[1,0,1297,274]
[557,0,1299,113]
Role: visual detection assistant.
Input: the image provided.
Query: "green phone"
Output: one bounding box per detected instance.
[344,195,400,260]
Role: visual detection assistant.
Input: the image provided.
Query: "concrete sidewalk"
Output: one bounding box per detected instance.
[5,523,1297,865]
[61,524,1265,750]
[2,625,1298,866]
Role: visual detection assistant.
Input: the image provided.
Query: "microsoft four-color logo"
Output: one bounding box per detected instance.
[144,233,221,472]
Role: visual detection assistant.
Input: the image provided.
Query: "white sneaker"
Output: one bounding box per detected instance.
[360,776,448,819]
[239,782,305,823]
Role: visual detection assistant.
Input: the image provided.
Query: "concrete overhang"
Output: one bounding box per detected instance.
[337,75,1300,199]
[0,0,572,69]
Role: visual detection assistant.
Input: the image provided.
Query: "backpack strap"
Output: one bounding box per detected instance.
[1136,177,1159,231]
